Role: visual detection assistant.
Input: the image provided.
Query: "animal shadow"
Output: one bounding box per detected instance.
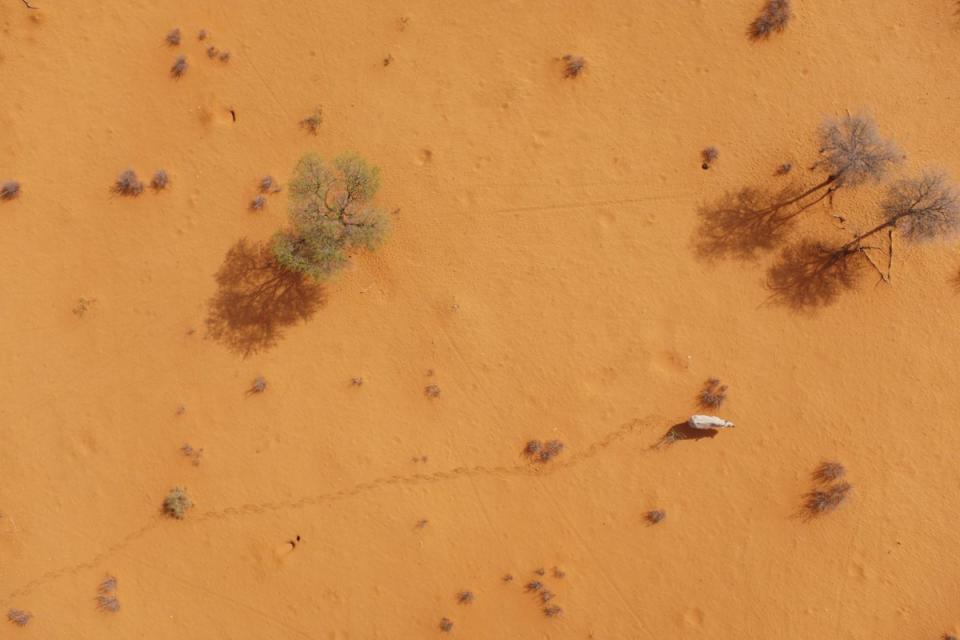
[653,421,720,449]
[205,238,326,357]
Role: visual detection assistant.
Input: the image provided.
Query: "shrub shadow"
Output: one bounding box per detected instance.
[764,240,863,311]
[205,238,326,357]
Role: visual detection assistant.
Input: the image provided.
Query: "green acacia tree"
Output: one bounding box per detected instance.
[272,154,390,281]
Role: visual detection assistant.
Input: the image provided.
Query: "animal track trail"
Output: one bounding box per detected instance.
[2,414,663,605]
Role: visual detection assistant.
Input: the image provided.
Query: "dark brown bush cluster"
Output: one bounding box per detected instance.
[698,377,728,409]
[748,0,791,40]
[561,54,586,78]
[522,439,565,463]
[1,180,20,200]
[803,460,851,518]
[645,509,666,525]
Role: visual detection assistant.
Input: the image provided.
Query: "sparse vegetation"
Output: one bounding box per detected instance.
[98,575,117,594]
[171,56,188,78]
[543,605,563,617]
[96,595,120,613]
[561,54,586,78]
[151,169,169,191]
[250,195,266,211]
[523,440,541,456]
[1,180,20,200]
[219,51,231,62]
[112,170,144,196]
[748,0,791,40]
[197,28,208,40]
[260,176,277,194]
[300,107,323,135]
[803,481,851,517]
[439,617,454,632]
[552,567,565,579]
[812,461,845,483]
[525,580,543,592]
[698,377,728,409]
[73,297,96,316]
[181,443,203,466]
[207,46,219,58]
[701,146,719,170]
[540,590,555,603]
[6,609,31,626]
[774,162,793,176]
[165,28,181,46]
[351,376,364,386]
[162,486,193,519]
[271,154,390,282]
[250,376,268,393]
[812,113,900,192]
[537,440,565,463]
[424,383,441,398]
[456,590,474,604]
[645,509,667,525]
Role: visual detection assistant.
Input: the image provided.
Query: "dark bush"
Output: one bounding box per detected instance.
[748,0,791,40]
[112,170,144,196]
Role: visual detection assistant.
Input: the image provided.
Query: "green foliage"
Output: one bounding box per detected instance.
[162,486,193,519]
[272,153,389,281]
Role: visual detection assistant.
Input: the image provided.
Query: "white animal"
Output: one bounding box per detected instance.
[688,414,735,430]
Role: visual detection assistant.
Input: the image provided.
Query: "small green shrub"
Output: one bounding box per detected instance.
[271,154,389,281]
[162,486,193,519]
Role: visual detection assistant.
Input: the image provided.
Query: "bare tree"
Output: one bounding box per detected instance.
[839,170,960,280]
[811,113,900,192]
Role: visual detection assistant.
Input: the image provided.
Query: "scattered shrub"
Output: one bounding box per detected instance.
[197,28,209,41]
[73,297,96,316]
[250,195,266,211]
[96,595,120,613]
[543,606,563,617]
[300,107,323,135]
[151,169,169,191]
[540,590,555,603]
[803,481,851,517]
[523,440,541,456]
[456,591,474,604]
[525,580,543,592]
[552,566,566,579]
[351,376,364,386]
[181,443,203,465]
[812,461,845,483]
[645,509,666,524]
[98,575,117,594]
[537,440,565,463]
[1,180,20,200]
[219,51,231,62]
[112,170,144,196]
[439,618,453,632]
[698,377,728,408]
[424,383,441,398]
[170,55,188,78]
[206,46,219,58]
[562,54,586,78]
[813,113,900,189]
[259,176,277,193]
[162,486,193,519]
[271,154,390,281]
[6,609,31,626]
[701,146,719,170]
[165,28,181,46]
[250,376,268,393]
[748,0,791,40]
[774,162,793,176]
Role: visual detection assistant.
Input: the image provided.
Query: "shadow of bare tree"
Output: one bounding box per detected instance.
[695,182,837,261]
[764,240,863,311]
[206,238,326,357]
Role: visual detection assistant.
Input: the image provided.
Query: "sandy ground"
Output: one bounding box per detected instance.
[3,1,960,638]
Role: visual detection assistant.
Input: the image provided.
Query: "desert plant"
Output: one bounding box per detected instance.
[698,377,728,408]
[250,195,266,211]
[73,297,96,316]
[198,28,209,40]
[701,146,719,170]
[812,461,845,483]
[748,0,791,40]
[219,51,231,62]
[1,180,20,200]
[259,176,277,193]
[645,509,666,524]
[537,440,565,463]
[207,46,219,58]
[162,486,193,519]
[6,609,31,626]
[424,383,441,398]
[439,618,454,632]
[171,56,188,78]
[96,595,120,612]
[836,170,960,280]
[112,170,143,196]
[300,107,323,135]
[561,54,586,78]
[456,590,474,604]
[812,113,900,191]
[165,28,181,46]
[803,481,851,517]
[250,376,268,393]
[271,154,389,281]
[151,169,169,191]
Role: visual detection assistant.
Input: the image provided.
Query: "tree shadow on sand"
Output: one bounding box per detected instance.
[206,238,326,357]
[764,240,865,311]
[694,182,835,261]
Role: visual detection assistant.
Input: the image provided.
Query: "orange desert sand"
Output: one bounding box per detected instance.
[2,1,960,638]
